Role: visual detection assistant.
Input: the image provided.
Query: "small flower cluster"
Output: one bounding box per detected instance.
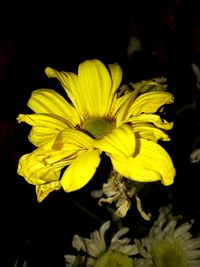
[65,206,200,267]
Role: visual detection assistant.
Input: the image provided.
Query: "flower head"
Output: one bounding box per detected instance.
[94,250,133,267]
[64,220,138,266]
[134,206,200,267]
[17,59,175,202]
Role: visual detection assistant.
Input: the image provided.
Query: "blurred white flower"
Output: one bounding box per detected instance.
[190,148,200,164]
[133,206,200,267]
[64,220,138,267]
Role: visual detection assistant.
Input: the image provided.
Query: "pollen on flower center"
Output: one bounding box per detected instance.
[80,118,115,139]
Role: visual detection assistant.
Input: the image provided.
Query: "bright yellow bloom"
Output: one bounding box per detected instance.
[17,59,176,202]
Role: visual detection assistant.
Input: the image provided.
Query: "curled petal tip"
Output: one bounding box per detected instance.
[161,170,176,186]
[16,114,22,123]
[45,67,55,78]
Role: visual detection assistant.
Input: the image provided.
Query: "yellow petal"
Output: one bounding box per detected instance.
[129,113,173,130]
[42,150,78,168]
[25,129,94,174]
[131,77,168,93]
[126,91,174,118]
[17,148,61,185]
[115,89,140,127]
[107,63,123,114]
[109,85,133,119]
[111,139,175,185]
[60,149,101,192]
[17,113,69,127]
[53,128,94,150]
[28,88,80,126]
[29,126,62,147]
[43,128,95,166]
[95,124,136,158]
[17,113,71,147]
[45,67,86,120]
[78,59,112,117]
[108,62,123,96]
[133,123,170,142]
[36,181,61,202]
[45,59,114,118]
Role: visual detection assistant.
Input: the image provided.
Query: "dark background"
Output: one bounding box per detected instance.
[1,1,200,266]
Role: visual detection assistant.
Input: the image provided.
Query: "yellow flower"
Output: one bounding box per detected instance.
[17,59,176,202]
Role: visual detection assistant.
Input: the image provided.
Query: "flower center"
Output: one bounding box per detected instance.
[81,117,115,139]
[94,250,133,267]
[153,238,187,267]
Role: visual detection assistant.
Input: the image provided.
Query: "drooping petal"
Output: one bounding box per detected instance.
[53,128,94,150]
[45,67,86,120]
[38,129,95,167]
[131,77,168,93]
[19,128,95,186]
[28,88,81,125]
[128,113,174,130]
[95,124,136,158]
[133,123,170,142]
[17,147,61,185]
[78,59,112,117]
[36,181,61,202]
[125,91,174,119]
[60,149,101,192]
[17,113,71,147]
[28,126,61,148]
[41,149,77,168]
[17,113,69,128]
[111,139,175,185]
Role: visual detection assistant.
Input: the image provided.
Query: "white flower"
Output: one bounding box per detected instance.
[133,206,200,267]
[190,148,200,164]
[64,220,138,267]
